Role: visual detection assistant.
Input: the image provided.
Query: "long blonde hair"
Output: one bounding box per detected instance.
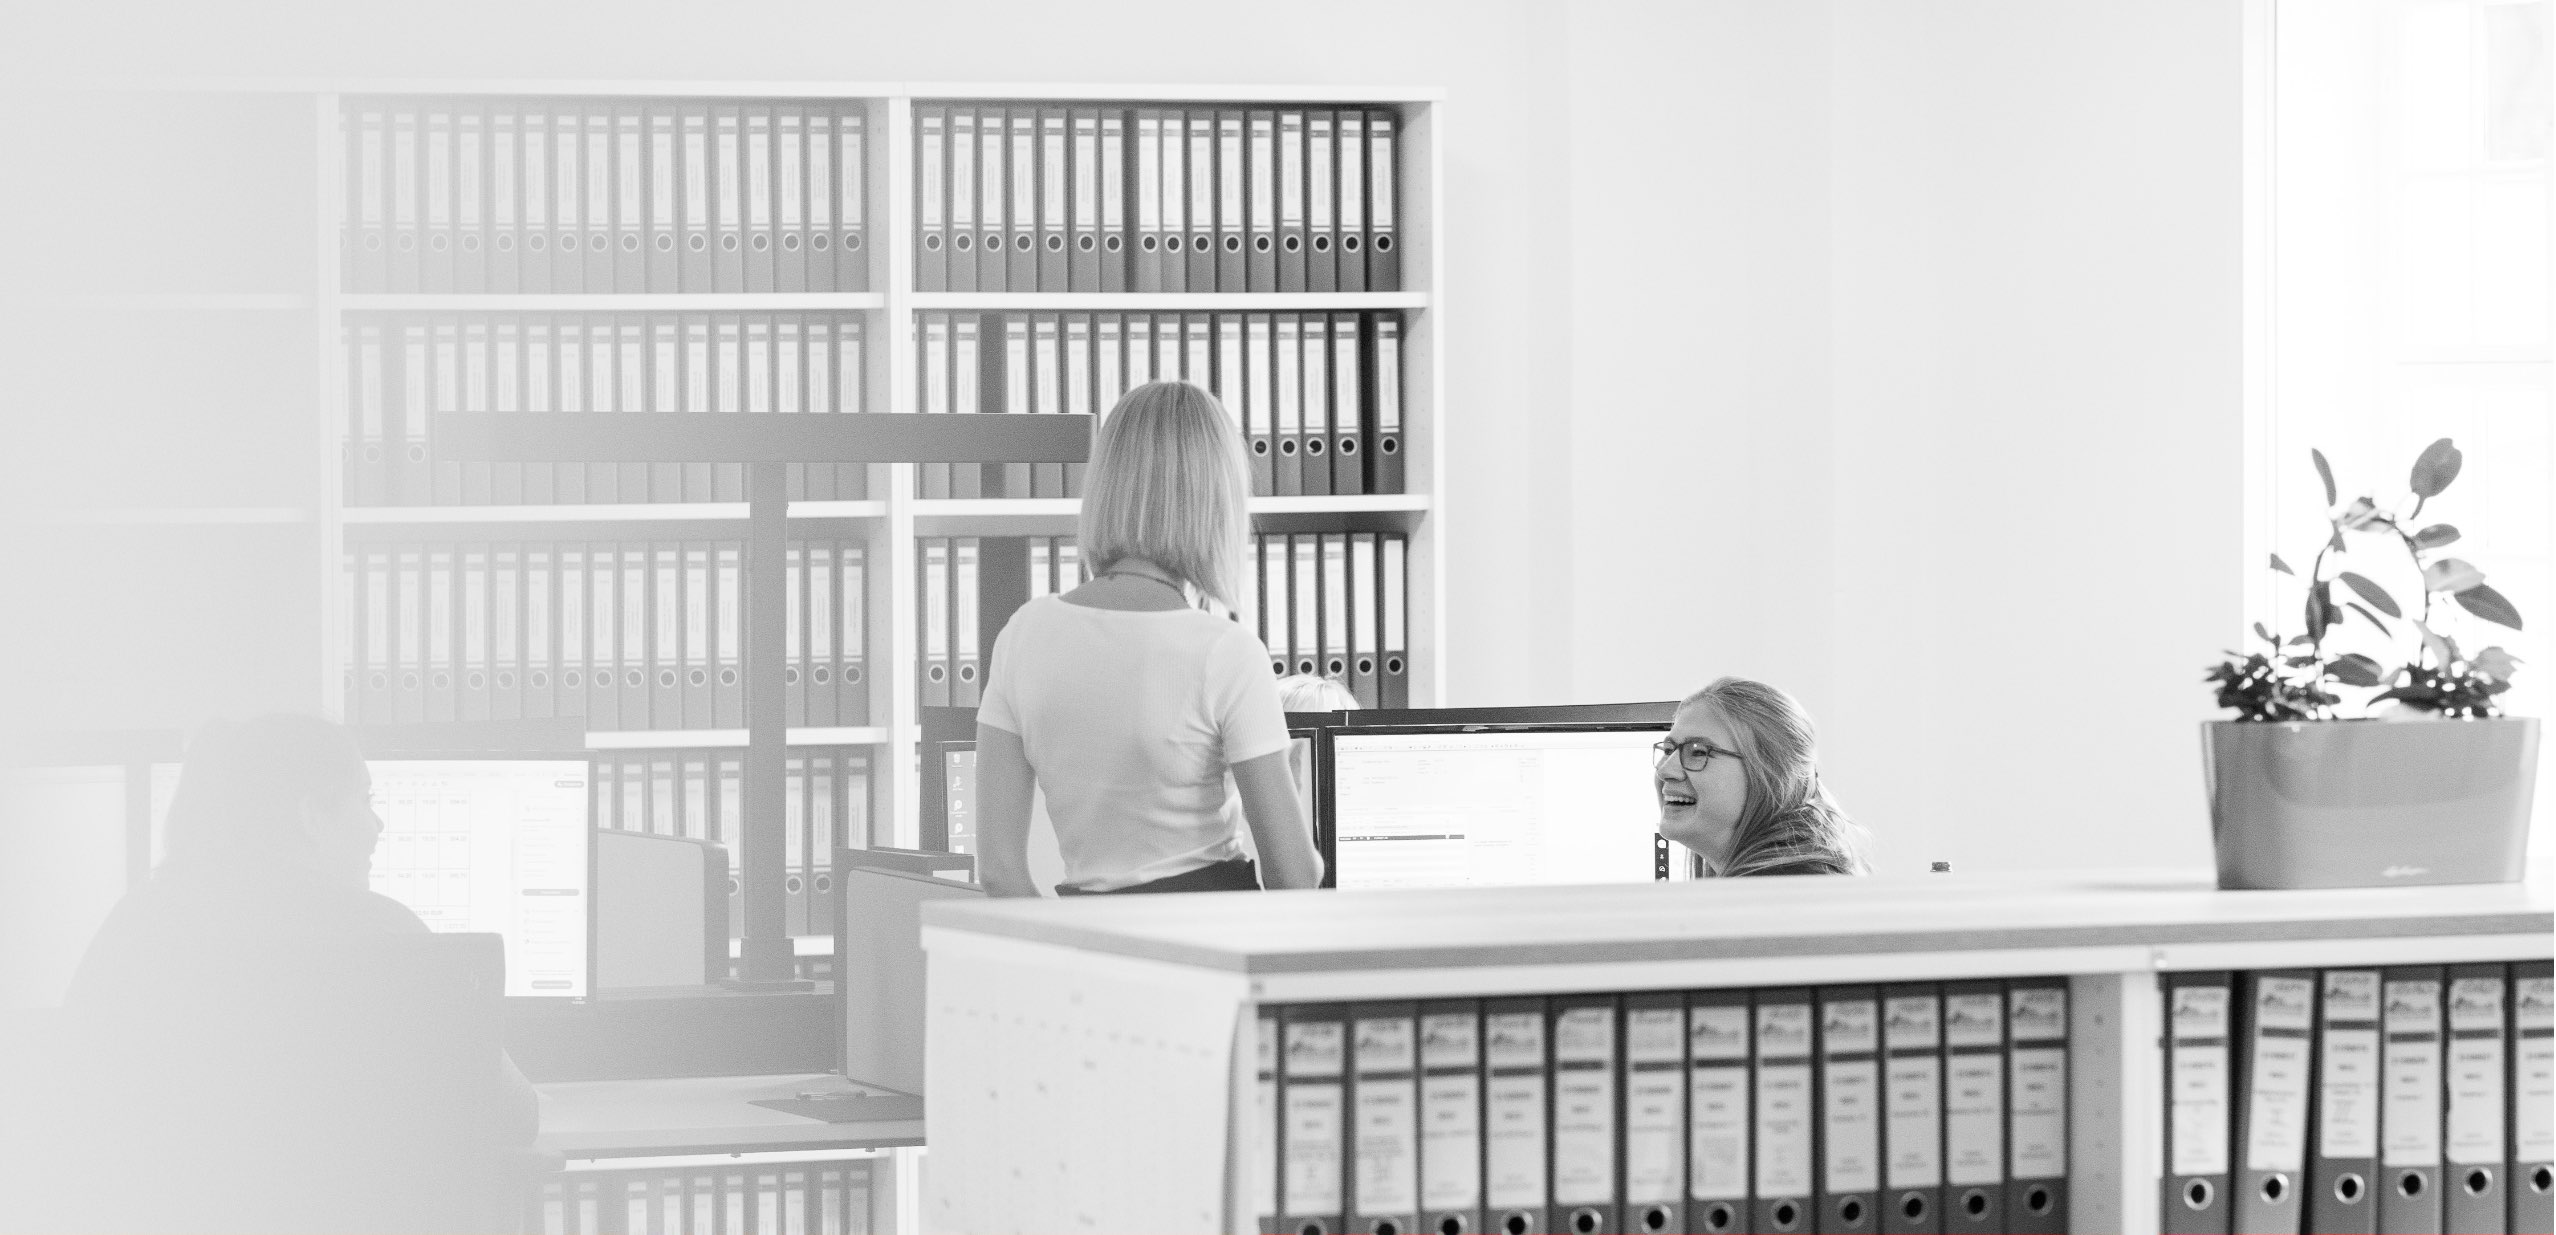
[1078,380,1253,609]
[1683,677,1870,876]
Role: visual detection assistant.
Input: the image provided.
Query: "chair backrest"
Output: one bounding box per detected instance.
[21,931,520,1234]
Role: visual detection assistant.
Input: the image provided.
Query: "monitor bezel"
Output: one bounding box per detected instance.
[1318,717,1683,890]
[360,748,599,1001]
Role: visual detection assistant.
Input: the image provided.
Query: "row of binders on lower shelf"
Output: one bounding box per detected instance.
[343,99,871,295]
[593,747,871,940]
[343,313,870,507]
[344,538,868,730]
[1259,979,2068,1235]
[916,310,1404,498]
[524,1157,879,1235]
[915,104,1402,293]
[2163,962,2553,1235]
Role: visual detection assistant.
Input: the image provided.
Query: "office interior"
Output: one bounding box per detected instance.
[0,1,2550,1233]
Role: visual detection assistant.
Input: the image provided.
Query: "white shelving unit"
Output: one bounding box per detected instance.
[919,873,2555,1235]
[299,82,1446,855]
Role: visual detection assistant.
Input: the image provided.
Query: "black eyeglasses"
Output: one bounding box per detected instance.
[1653,737,1743,774]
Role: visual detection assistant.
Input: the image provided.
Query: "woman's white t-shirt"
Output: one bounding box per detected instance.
[978,595,1291,892]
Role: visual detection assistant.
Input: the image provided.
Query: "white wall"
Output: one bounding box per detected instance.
[9,0,2254,876]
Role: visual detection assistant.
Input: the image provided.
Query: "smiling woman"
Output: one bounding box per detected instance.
[1656,677,1871,876]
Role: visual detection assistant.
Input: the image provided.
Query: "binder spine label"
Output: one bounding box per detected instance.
[2009,985,2068,1182]
[2245,976,2315,1172]
[1692,1003,1751,1200]
[2445,976,2506,1165]
[2318,972,2383,1161]
[1824,999,1883,1193]
[1625,1007,1686,1204]
[1419,1011,1482,1213]
[2519,976,2554,1166]
[1884,994,1944,1189]
[1285,1020,1347,1217]
[1943,992,2005,1187]
[1759,1001,1816,1198]
[2382,978,2444,1167]
[1354,1014,1420,1218]
[1484,1010,1547,1210]
[1552,1005,1616,1207]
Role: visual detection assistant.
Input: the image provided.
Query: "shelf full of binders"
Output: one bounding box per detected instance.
[912,530,1411,709]
[340,310,875,508]
[914,309,1408,499]
[340,97,874,295]
[917,874,2552,1235]
[341,533,870,732]
[914,102,1406,295]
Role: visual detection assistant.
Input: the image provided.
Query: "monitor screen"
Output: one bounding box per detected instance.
[1327,727,1689,890]
[367,757,592,997]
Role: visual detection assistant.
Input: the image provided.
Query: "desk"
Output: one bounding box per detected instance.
[532,1074,923,1235]
[536,1073,924,1160]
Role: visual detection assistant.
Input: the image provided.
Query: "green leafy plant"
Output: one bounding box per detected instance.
[2209,438,2525,720]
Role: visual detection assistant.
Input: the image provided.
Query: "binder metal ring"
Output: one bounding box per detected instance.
[954,234,972,251]
[563,670,581,688]
[844,233,862,250]
[1960,1189,1990,1217]
[813,234,829,250]
[1078,235,1095,251]
[1376,235,1394,252]
[1386,656,1403,675]
[845,665,862,683]
[689,669,706,686]
[1307,437,1327,456]
[1046,235,1064,251]
[2023,1186,2054,1214]
[432,671,450,689]
[1105,235,1122,252]
[1499,1212,1531,1235]
[1279,438,1296,456]
[784,234,800,251]
[1701,1202,1737,1231]
[2392,1170,2423,1198]
[1340,438,1358,455]
[1313,235,1330,252]
[1284,235,1300,252]
[623,235,638,251]
[723,234,739,251]
[1015,234,1032,251]
[2333,1175,2363,1203]
[399,234,416,251]
[2532,1165,2551,1193]
[529,234,545,250]
[1772,1199,1802,1229]
[689,235,706,251]
[463,235,480,252]
[1252,439,1269,455]
[1899,1193,1928,1220]
[984,229,1000,250]
[812,665,829,684]
[1224,236,1241,252]
[1568,1208,1601,1233]
[560,234,577,251]
[659,235,675,251]
[753,234,769,251]
[928,664,946,683]
[784,666,799,684]
[468,671,485,689]
[624,669,642,687]
[658,669,676,687]
[431,234,448,251]
[2261,1173,2288,1202]
[1379,438,1397,454]
[497,234,513,251]
[959,663,977,683]
[1344,234,1362,251]
[1255,236,1272,252]
[1433,1218,1462,1235]
[531,671,547,688]
[720,668,737,685]
[922,233,942,252]
[497,672,514,689]
[1637,1204,1672,1232]
[2464,1168,2493,1195]
[1838,1197,1868,1225]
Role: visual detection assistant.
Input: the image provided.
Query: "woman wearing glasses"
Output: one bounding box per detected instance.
[1655,677,1870,876]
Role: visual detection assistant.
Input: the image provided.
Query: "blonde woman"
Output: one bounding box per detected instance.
[976,381,1324,896]
[1653,677,1872,876]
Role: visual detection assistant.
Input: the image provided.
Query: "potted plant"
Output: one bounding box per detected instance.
[2201,439,2538,889]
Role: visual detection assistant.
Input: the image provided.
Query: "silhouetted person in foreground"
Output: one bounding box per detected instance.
[23,714,537,1233]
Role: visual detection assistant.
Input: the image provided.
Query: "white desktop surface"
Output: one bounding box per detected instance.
[922,868,2556,979]
[535,1073,922,1158]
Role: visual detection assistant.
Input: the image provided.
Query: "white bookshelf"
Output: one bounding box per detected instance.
[920,873,2556,1235]
[297,81,1447,856]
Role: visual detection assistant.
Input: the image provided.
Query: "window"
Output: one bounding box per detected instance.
[2255,0,2553,860]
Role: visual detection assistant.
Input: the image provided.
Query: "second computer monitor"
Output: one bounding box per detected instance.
[1325,723,1692,890]
[367,755,592,997]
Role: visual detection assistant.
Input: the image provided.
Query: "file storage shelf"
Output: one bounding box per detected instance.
[918,873,2555,1235]
[304,81,1447,988]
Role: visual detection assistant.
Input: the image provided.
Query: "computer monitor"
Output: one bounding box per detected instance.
[1323,717,1693,890]
[365,755,593,998]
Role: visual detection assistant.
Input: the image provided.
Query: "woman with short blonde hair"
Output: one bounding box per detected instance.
[975,381,1323,896]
